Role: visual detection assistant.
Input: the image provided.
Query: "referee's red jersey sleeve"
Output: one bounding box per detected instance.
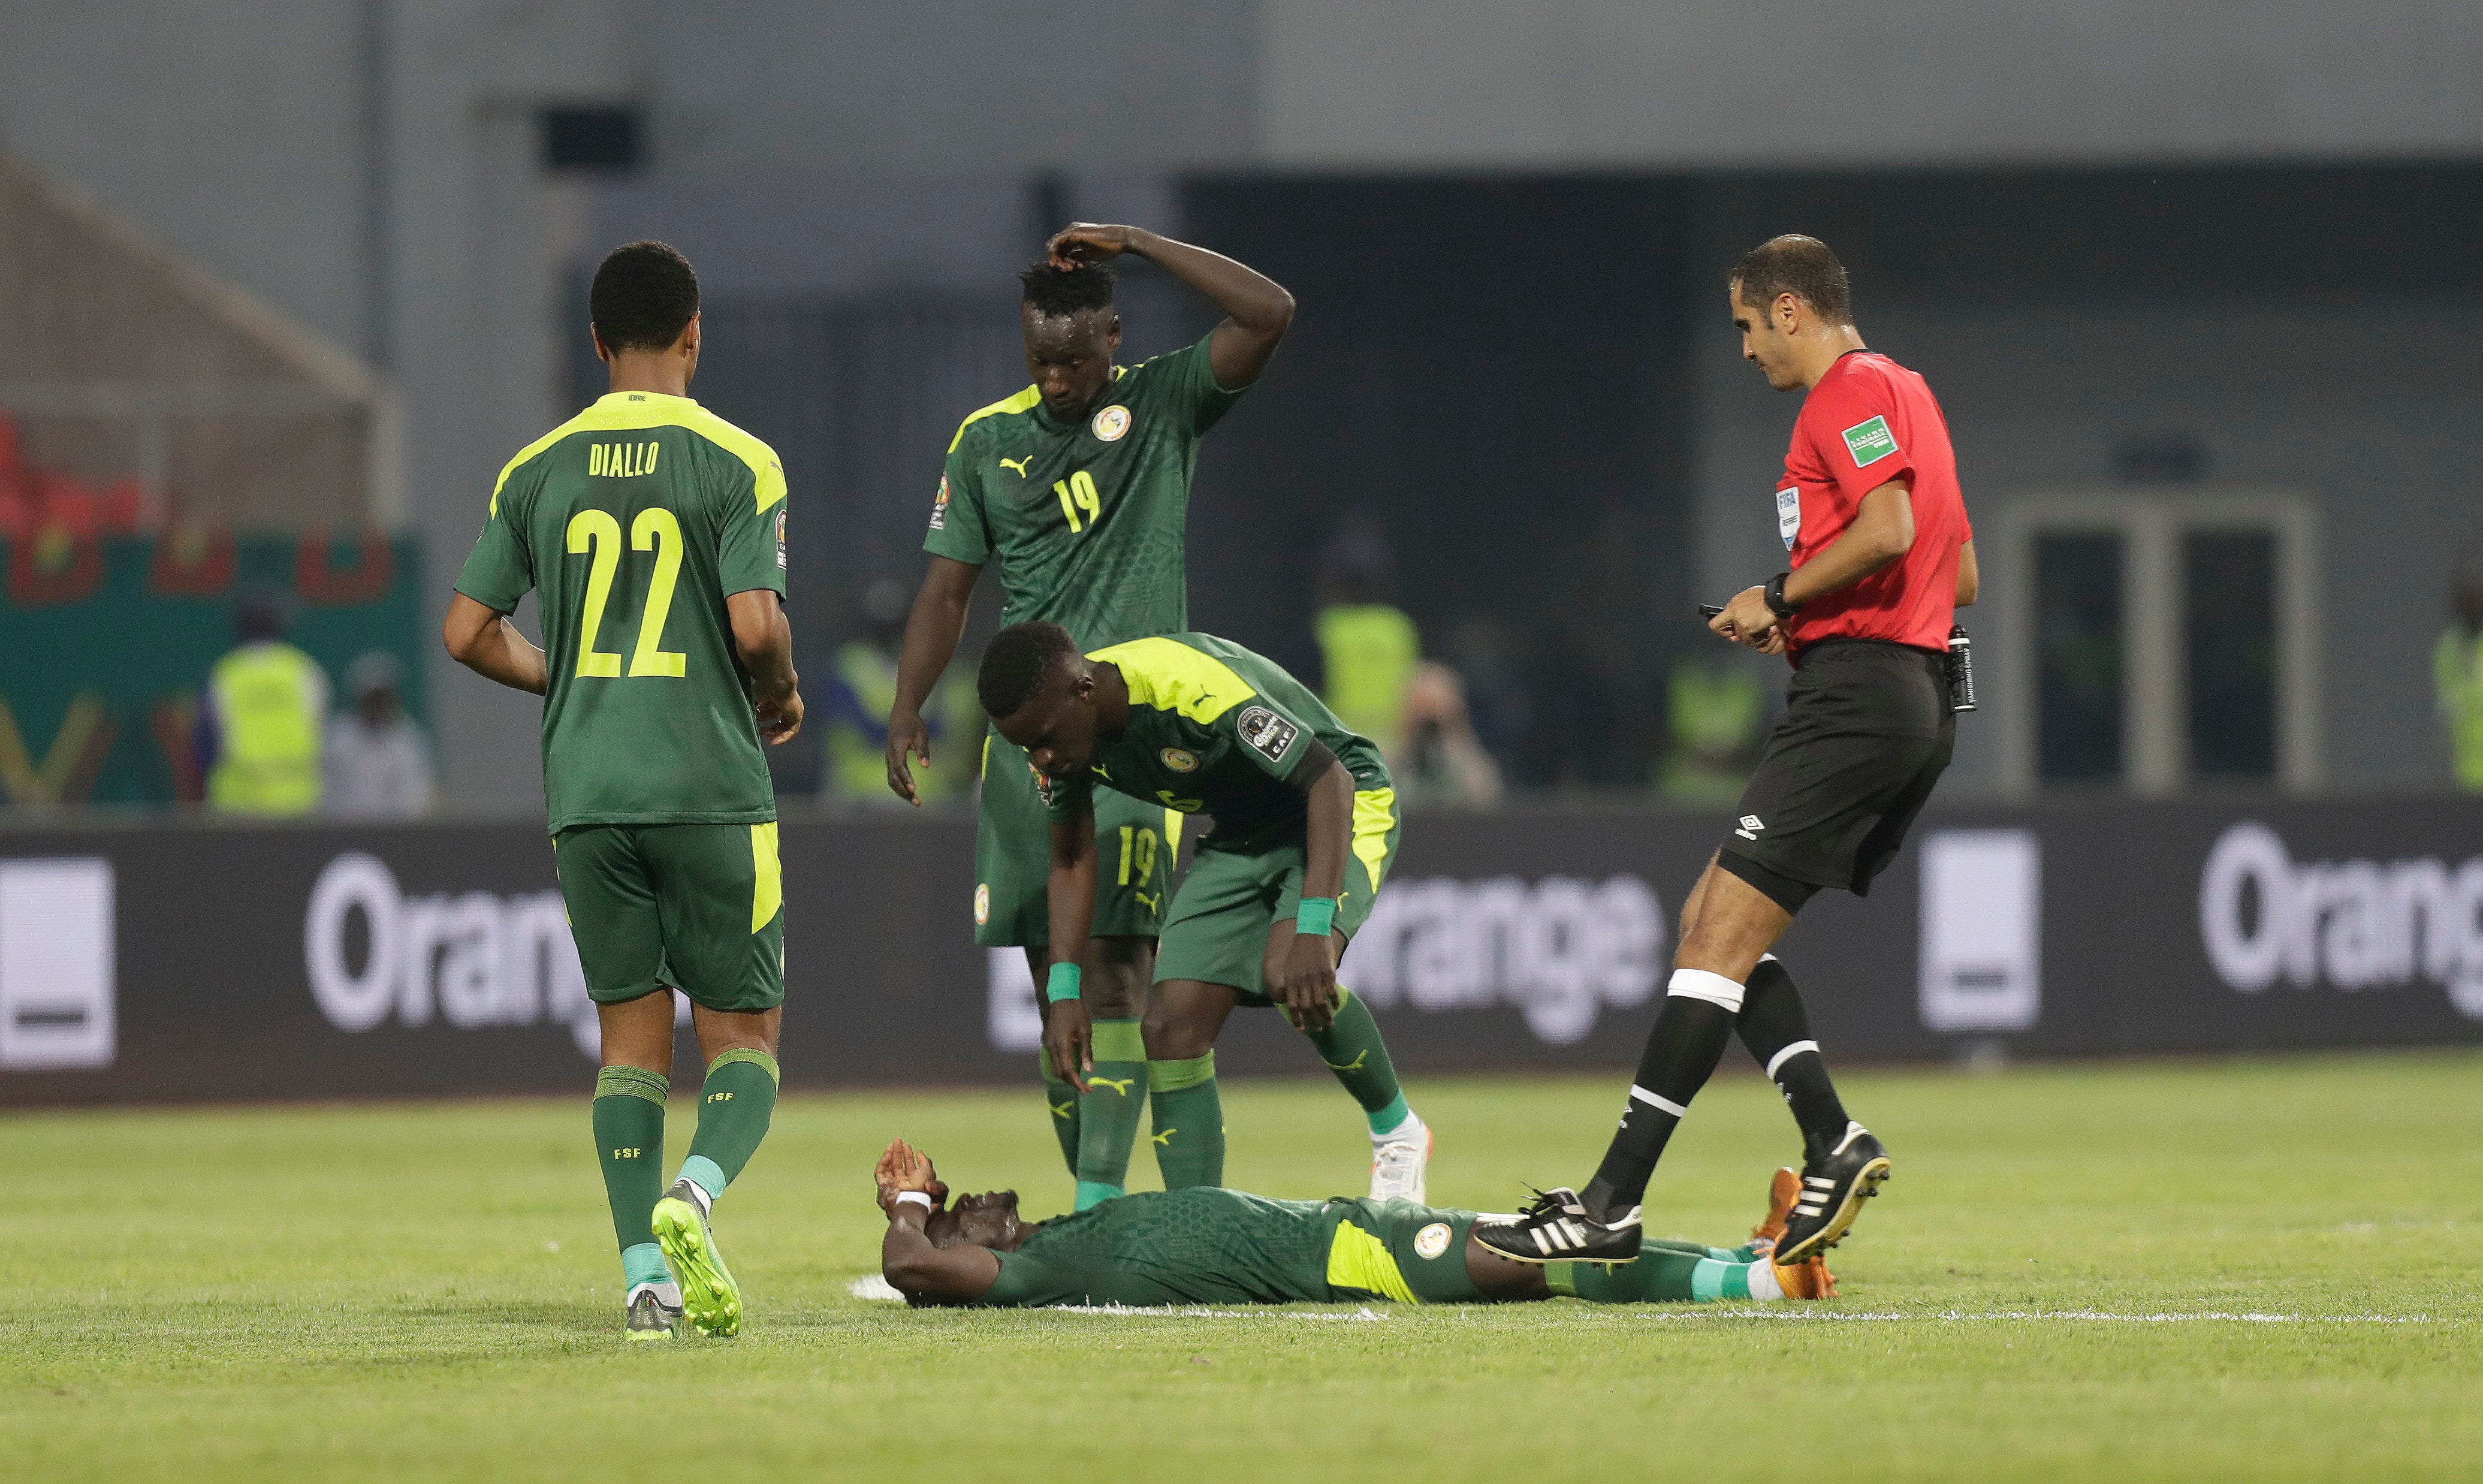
[1803,368,1916,505]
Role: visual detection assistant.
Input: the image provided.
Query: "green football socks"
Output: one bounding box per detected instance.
[1041,1051,1082,1176]
[1147,1051,1224,1189]
[593,1064,672,1293]
[678,1048,779,1204]
[1307,988,1413,1133]
[1075,1019,1147,1209]
[1546,1238,1778,1303]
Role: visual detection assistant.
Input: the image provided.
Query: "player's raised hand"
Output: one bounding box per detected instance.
[876,1138,944,1215]
[1278,930,1340,1034]
[1043,995,1093,1093]
[885,708,930,806]
[1047,223,1137,268]
[756,687,805,745]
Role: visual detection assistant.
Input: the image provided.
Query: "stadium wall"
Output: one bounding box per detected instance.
[4,796,2478,1106]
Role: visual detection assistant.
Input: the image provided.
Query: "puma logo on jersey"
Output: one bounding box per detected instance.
[1087,1076,1136,1096]
[590,442,659,478]
[999,456,1033,478]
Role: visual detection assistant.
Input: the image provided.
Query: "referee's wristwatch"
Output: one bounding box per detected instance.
[1764,571,1803,620]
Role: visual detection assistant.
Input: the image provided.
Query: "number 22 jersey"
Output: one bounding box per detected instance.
[455,390,788,831]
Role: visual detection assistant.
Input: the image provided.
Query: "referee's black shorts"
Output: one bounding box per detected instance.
[1716,638,1955,915]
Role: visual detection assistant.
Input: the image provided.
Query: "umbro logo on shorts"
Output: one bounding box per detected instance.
[1736,814,1766,841]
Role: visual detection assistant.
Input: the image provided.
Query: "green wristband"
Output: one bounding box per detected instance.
[1295,897,1337,939]
[1045,962,1083,1005]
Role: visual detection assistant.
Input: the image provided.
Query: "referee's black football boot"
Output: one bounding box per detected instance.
[1772,1122,1892,1265]
[1470,1186,1642,1265]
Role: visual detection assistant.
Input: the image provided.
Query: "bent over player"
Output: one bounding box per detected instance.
[886,225,1294,1212]
[873,1139,1834,1309]
[1479,234,1972,1268]
[978,623,1430,1200]
[445,241,801,1340]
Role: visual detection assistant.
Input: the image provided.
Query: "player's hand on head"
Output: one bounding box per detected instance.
[1048,224,1133,267]
[1043,996,1093,1091]
[885,710,930,806]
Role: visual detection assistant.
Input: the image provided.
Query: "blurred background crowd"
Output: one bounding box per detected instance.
[5,3,2483,821]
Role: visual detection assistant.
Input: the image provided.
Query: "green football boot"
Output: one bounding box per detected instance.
[651,1179,743,1337]
[624,1284,683,1341]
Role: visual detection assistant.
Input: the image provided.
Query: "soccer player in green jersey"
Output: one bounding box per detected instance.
[871,1139,1837,1309]
[883,224,1298,1213]
[976,622,1433,1200]
[444,242,801,1341]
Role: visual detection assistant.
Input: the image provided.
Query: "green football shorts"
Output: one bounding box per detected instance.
[975,731,1181,948]
[1154,788,1401,1003]
[553,821,786,1013]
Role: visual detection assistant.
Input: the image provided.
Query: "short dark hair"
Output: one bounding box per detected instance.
[1729,234,1851,324]
[978,622,1080,719]
[590,241,700,352]
[1019,261,1115,319]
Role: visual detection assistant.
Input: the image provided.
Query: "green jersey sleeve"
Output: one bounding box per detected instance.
[1158,330,1247,435]
[454,473,535,613]
[716,447,789,598]
[1221,694,1320,782]
[923,444,993,564]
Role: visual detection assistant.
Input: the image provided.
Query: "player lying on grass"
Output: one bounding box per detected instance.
[873,1139,1835,1309]
[978,622,1431,1203]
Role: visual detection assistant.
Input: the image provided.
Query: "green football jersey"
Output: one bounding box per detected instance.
[978,1187,1341,1307]
[1041,632,1391,848]
[923,331,1244,650]
[455,390,788,832]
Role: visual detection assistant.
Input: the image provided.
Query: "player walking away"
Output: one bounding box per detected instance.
[976,623,1432,1201]
[1477,235,1975,1268]
[443,241,804,1340]
[883,224,1295,1212]
[871,1139,1835,1308]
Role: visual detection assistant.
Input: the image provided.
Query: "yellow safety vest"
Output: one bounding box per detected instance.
[2434,628,2483,792]
[1659,662,1763,806]
[1315,604,1419,762]
[828,643,972,803]
[206,642,325,816]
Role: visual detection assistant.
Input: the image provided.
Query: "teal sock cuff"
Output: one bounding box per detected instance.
[707,1048,780,1086]
[1689,1257,1730,1302]
[678,1154,728,1204]
[1365,1092,1411,1137]
[595,1065,669,1104]
[1090,1018,1145,1063]
[1073,1180,1124,1210]
[621,1241,672,1291]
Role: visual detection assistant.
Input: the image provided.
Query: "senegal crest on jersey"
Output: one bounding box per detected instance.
[1091,404,1132,442]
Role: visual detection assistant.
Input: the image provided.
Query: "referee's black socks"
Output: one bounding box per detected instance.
[1581,970,1743,1223]
[1737,955,1853,1154]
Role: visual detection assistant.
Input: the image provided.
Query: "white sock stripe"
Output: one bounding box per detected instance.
[1758,952,1779,964]
[1667,968,1746,1012]
[1628,1084,1691,1118]
[1764,1040,1821,1080]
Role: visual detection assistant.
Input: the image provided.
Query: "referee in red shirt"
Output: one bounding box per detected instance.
[1480,236,1975,1266]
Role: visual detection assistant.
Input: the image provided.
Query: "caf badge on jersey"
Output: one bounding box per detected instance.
[1160,747,1199,773]
[775,508,788,568]
[1413,1222,1453,1260]
[930,474,951,530]
[1091,404,1132,442]
[973,882,990,926]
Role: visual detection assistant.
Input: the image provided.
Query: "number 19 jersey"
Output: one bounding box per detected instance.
[924,331,1244,649]
[455,390,789,832]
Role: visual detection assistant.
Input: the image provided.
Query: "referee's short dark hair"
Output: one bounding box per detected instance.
[1020,261,1115,319]
[979,622,1082,719]
[591,241,700,352]
[1730,235,1852,324]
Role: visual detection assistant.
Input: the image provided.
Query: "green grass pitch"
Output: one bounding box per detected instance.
[4,1050,2478,1482]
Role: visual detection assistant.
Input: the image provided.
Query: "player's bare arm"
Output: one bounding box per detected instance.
[1275,756,1353,1033]
[885,556,982,804]
[1046,224,1295,390]
[728,588,804,744]
[1043,803,1100,1089]
[875,1139,1000,1305]
[1956,538,1979,607]
[441,592,548,695]
[1713,481,1914,653]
